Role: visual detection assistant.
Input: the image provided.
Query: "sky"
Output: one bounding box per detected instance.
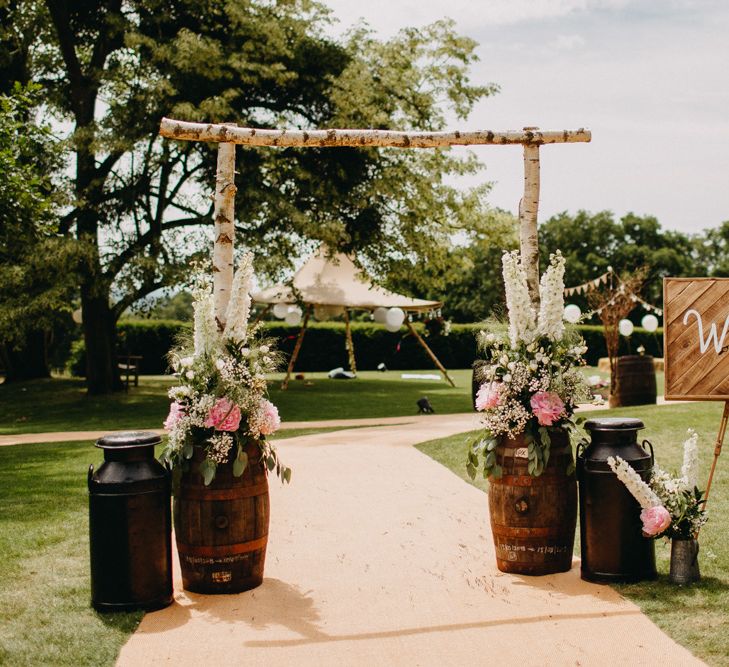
[322,0,729,234]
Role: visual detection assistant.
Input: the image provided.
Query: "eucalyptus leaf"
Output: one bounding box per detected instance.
[466,462,477,480]
[283,467,292,483]
[183,442,193,459]
[233,457,246,477]
[491,464,503,479]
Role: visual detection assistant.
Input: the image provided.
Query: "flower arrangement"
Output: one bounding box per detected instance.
[163,252,290,486]
[607,429,707,539]
[467,250,591,479]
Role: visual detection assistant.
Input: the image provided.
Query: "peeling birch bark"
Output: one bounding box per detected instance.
[520,141,541,308]
[159,118,591,148]
[213,141,236,329]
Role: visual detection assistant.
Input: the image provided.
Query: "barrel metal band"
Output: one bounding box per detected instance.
[492,524,573,538]
[176,535,268,557]
[179,481,268,501]
[491,475,568,486]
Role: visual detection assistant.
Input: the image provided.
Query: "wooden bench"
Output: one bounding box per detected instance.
[118,354,142,390]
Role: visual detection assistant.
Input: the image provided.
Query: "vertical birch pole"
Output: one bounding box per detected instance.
[213,140,237,330]
[519,127,541,307]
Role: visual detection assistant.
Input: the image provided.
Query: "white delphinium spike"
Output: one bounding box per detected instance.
[607,455,662,509]
[225,252,254,342]
[680,429,700,489]
[501,250,536,348]
[537,251,566,341]
[193,289,217,357]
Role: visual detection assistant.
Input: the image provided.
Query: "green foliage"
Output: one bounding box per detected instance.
[3,1,496,393]
[0,84,78,349]
[66,319,666,377]
[539,210,724,310]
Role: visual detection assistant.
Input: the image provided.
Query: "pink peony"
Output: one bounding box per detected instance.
[163,401,185,430]
[204,397,242,432]
[529,391,565,426]
[640,505,672,537]
[257,399,281,436]
[475,383,501,411]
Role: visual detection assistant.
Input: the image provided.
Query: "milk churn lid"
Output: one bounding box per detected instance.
[95,431,162,449]
[584,417,645,432]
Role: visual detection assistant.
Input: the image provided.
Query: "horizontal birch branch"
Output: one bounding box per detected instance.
[159,118,591,148]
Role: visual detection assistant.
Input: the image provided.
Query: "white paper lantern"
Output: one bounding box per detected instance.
[373,307,388,323]
[285,310,302,326]
[641,314,659,333]
[72,308,83,324]
[385,320,401,332]
[385,307,405,328]
[563,304,581,324]
[618,319,634,337]
[273,303,289,319]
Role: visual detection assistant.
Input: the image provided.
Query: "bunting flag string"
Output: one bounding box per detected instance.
[564,267,664,319]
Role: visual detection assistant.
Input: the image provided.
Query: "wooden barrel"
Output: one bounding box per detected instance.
[174,439,269,594]
[488,429,577,575]
[609,355,657,408]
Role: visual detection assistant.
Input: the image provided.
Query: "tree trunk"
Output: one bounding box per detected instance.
[81,291,123,395]
[1,329,50,382]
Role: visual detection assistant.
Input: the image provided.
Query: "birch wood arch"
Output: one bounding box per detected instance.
[158,118,591,332]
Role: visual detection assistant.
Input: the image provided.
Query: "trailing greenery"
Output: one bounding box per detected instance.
[417,401,729,666]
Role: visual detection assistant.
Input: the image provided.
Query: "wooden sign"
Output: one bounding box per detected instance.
[664,278,729,400]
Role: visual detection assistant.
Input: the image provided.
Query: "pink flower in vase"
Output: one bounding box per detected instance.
[257,399,281,436]
[530,391,565,426]
[475,383,501,411]
[640,505,672,537]
[163,401,185,430]
[204,397,242,432]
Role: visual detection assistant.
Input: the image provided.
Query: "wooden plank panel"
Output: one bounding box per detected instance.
[664,278,729,400]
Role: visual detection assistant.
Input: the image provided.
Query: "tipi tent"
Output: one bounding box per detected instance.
[252,247,454,388]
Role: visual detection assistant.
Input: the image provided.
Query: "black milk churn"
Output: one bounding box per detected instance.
[88,431,173,611]
[577,417,657,583]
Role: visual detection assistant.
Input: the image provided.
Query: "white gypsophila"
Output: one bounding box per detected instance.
[208,433,234,464]
[224,251,254,342]
[502,250,536,348]
[168,385,192,400]
[193,290,217,356]
[681,428,700,488]
[537,251,566,341]
[607,455,662,509]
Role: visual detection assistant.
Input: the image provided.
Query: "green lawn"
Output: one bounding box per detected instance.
[0,440,142,666]
[0,370,475,435]
[416,401,729,666]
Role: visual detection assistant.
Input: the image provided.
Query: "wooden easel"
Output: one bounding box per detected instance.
[704,401,729,506]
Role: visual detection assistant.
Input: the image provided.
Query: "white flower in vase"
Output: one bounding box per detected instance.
[537,251,566,342]
[501,250,536,348]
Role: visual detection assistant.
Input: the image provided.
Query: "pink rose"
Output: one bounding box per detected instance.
[475,383,501,411]
[529,391,565,426]
[257,399,281,436]
[204,397,242,432]
[163,401,185,430]
[640,505,672,537]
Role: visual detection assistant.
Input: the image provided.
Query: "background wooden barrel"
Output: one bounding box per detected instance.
[489,430,577,575]
[174,439,269,594]
[609,355,657,408]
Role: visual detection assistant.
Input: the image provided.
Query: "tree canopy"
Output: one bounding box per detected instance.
[0,84,79,379]
[1,0,497,392]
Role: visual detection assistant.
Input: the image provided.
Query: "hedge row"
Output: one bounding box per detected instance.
[67,319,665,376]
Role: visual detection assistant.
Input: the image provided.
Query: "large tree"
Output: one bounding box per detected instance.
[0,84,78,381]
[1,1,495,393]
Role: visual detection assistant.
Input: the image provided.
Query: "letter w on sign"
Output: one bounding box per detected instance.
[664,278,729,400]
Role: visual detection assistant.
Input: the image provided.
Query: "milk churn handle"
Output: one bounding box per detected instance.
[641,439,655,465]
[576,439,588,460]
[87,464,94,490]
